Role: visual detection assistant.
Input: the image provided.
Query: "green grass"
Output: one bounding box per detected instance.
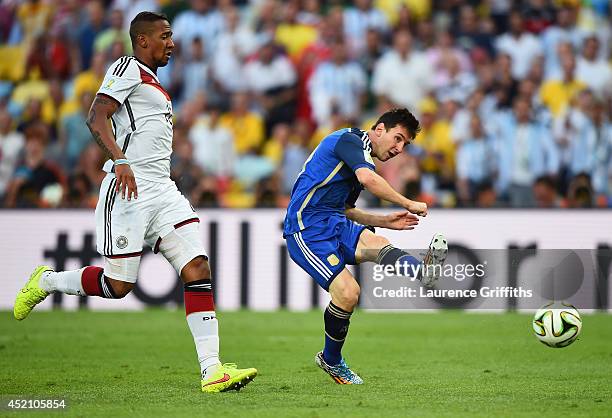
[1,310,611,417]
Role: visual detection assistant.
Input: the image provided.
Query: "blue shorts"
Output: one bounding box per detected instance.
[285,217,368,291]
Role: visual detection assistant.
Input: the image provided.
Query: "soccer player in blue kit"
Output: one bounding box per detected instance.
[283,108,448,384]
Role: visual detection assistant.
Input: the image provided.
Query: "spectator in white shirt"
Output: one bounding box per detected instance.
[213,7,259,95]
[189,107,235,178]
[244,42,297,133]
[495,10,543,80]
[434,54,477,104]
[371,29,432,114]
[172,0,225,57]
[0,110,24,198]
[541,6,583,79]
[182,37,213,102]
[576,35,612,100]
[343,0,389,56]
[308,39,367,126]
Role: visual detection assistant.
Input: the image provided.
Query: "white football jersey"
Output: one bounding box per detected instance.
[97,56,174,182]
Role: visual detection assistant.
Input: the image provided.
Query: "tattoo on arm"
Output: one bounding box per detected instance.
[86,107,96,126]
[94,95,114,106]
[90,129,112,159]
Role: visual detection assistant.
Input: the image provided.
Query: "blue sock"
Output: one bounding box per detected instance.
[323,302,352,365]
[377,245,421,279]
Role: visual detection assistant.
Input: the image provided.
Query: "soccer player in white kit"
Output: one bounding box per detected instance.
[13,11,257,393]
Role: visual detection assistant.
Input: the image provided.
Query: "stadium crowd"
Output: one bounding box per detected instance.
[0,0,611,209]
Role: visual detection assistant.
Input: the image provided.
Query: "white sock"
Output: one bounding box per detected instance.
[186,311,221,379]
[39,268,85,296]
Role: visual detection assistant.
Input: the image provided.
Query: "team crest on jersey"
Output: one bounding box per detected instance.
[116,235,128,249]
[327,254,340,266]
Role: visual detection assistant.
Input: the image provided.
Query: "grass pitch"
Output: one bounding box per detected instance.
[1,310,611,417]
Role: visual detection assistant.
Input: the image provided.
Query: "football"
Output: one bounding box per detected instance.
[532,302,582,348]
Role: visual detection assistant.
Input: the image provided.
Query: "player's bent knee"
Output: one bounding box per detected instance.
[181,255,211,282]
[157,225,208,279]
[336,284,360,310]
[106,277,134,298]
[370,234,391,250]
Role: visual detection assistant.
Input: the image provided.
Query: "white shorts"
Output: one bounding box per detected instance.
[94,174,207,282]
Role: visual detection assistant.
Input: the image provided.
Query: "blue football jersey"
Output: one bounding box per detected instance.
[283,128,375,236]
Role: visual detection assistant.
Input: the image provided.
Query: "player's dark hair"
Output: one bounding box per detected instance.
[129,11,169,45]
[372,108,421,139]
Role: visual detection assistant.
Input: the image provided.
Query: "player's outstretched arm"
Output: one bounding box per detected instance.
[86,94,138,200]
[345,207,420,230]
[355,167,427,216]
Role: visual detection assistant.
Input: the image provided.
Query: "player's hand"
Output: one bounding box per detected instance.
[406,200,427,217]
[384,211,420,230]
[115,164,138,201]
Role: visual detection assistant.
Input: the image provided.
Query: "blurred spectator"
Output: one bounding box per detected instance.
[522,0,556,34]
[191,174,220,208]
[456,114,496,206]
[541,6,582,79]
[262,122,291,166]
[244,41,297,134]
[220,92,264,155]
[172,0,225,55]
[59,92,94,171]
[25,34,52,80]
[212,7,258,96]
[280,120,311,194]
[4,122,65,208]
[189,107,235,178]
[0,110,24,198]
[275,1,318,59]
[171,125,206,198]
[532,175,561,208]
[78,1,107,70]
[254,174,282,208]
[308,39,366,126]
[495,10,543,80]
[540,52,585,117]
[358,28,386,80]
[72,52,107,105]
[112,0,160,31]
[496,97,559,206]
[297,0,322,26]
[343,0,389,56]
[427,31,472,85]
[493,53,518,109]
[566,173,594,208]
[434,54,477,104]
[413,99,455,195]
[75,143,105,192]
[591,100,612,197]
[454,5,494,58]
[182,37,213,101]
[294,16,336,121]
[372,30,431,113]
[64,172,96,208]
[575,35,612,100]
[94,9,132,55]
[16,0,53,45]
[475,181,499,208]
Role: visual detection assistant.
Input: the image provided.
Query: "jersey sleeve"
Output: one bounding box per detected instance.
[97,57,141,105]
[334,132,375,172]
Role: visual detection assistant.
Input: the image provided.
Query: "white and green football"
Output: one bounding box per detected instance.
[532,302,582,348]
